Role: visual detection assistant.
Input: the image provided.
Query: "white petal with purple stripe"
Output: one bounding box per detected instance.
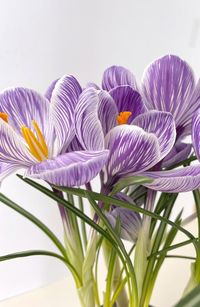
[26,150,109,187]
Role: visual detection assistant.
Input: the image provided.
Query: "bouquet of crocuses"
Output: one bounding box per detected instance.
[1,54,200,307]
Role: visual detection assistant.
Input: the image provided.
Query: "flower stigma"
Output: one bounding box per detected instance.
[116,111,132,125]
[0,112,8,123]
[21,120,48,161]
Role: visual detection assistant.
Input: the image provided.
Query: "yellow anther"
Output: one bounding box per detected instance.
[0,112,8,123]
[21,120,48,162]
[32,120,48,157]
[116,111,132,125]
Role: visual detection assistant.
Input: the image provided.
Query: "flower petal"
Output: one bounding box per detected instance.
[0,87,50,140]
[162,142,192,168]
[109,86,146,123]
[26,150,109,186]
[106,207,141,242]
[132,111,176,159]
[192,109,200,161]
[98,90,118,135]
[103,125,161,183]
[0,119,36,165]
[86,82,100,90]
[0,162,21,182]
[142,55,195,126]
[143,166,200,192]
[178,79,200,130]
[75,88,105,150]
[50,75,82,154]
[45,78,59,100]
[102,66,137,91]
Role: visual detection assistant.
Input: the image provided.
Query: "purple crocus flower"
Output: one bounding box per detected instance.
[98,56,200,167]
[75,81,200,194]
[0,75,109,186]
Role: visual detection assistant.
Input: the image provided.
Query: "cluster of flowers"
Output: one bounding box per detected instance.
[1,55,200,207]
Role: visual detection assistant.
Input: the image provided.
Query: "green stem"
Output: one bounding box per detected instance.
[104,243,117,307]
[148,237,198,259]
[78,196,88,251]
[110,277,128,306]
[165,255,196,260]
[66,193,84,259]
[140,193,177,307]
[85,191,137,307]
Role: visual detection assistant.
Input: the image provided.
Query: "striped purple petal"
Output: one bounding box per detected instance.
[45,78,59,100]
[86,82,100,90]
[75,88,105,150]
[106,207,141,242]
[103,125,161,183]
[109,86,146,123]
[142,55,195,127]
[192,109,200,161]
[0,87,50,141]
[0,119,36,166]
[162,142,192,168]
[98,90,118,135]
[132,111,176,159]
[26,150,109,186]
[50,75,82,154]
[143,166,200,192]
[0,162,21,182]
[178,79,200,131]
[102,65,137,91]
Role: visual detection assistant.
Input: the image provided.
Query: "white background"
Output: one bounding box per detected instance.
[0,0,200,306]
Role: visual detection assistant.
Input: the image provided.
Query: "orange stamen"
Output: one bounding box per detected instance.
[116,111,132,125]
[0,112,8,123]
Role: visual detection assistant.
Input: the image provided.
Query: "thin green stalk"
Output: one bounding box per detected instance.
[0,250,67,264]
[165,255,196,260]
[140,194,177,307]
[167,155,197,170]
[66,193,84,258]
[110,277,128,306]
[104,244,117,307]
[144,213,181,306]
[193,190,200,238]
[85,191,137,307]
[148,237,198,259]
[78,196,88,251]
[192,190,200,284]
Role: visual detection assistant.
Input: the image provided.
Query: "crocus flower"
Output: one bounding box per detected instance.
[106,206,141,242]
[75,84,200,194]
[99,56,200,167]
[0,75,109,186]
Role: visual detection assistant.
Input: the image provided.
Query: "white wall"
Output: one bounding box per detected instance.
[0,0,200,304]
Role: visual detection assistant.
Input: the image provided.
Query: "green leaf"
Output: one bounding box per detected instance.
[0,193,67,258]
[0,250,67,264]
[110,175,153,196]
[0,193,82,287]
[174,284,200,307]
[49,183,195,242]
[16,175,116,247]
[17,175,196,243]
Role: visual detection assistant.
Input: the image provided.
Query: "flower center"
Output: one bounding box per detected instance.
[21,120,48,162]
[116,111,132,125]
[0,112,8,123]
